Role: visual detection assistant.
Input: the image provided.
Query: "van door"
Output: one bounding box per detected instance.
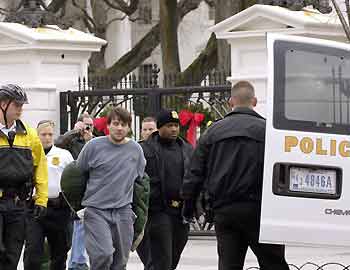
[260,33,350,247]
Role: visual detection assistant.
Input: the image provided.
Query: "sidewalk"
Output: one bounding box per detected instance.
[127,237,350,270]
[17,237,350,269]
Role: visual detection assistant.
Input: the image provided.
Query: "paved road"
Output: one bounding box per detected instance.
[17,236,350,269]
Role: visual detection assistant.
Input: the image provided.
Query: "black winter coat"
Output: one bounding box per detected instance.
[141,132,193,213]
[182,107,266,210]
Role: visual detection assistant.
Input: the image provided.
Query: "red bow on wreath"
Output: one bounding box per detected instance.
[179,110,205,147]
[93,117,109,135]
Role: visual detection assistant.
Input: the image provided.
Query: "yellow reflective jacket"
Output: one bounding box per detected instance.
[0,120,48,207]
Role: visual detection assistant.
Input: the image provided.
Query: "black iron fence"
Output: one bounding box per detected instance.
[60,68,230,233]
[60,85,231,140]
[80,67,230,90]
[60,67,231,140]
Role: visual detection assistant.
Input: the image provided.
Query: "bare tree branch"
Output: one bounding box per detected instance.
[102,0,139,15]
[38,0,48,10]
[345,0,350,29]
[101,0,121,10]
[128,16,146,22]
[48,0,68,13]
[72,0,97,32]
[175,33,217,86]
[101,0,204,79]
[177,0,204,19]
[0,1,22,16]
[0,7,10,14]
[331,0,350,41]
[106,15,128,27]
[204,0,215,7]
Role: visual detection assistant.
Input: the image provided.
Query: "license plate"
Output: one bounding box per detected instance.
[289,167,337,194]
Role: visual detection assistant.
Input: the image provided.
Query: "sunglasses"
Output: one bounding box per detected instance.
[37,120,55,128]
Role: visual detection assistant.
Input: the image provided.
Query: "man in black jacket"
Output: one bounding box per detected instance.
[182,81,289,270]
[141,110,193,270]
[55,112,93,160]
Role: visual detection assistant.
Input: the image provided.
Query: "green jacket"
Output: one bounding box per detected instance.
[131,174,150,251]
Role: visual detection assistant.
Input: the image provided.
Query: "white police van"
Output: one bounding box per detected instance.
[260,33,350,247]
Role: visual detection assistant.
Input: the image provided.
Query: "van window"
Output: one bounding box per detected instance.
[273,41,350,135]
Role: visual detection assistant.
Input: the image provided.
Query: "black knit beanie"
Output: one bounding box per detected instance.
[156,109,179,128]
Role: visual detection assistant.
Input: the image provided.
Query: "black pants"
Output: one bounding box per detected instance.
[24,204,73,270]
[0,198,26,270]
[214,202,289,270]
[148,212,189,270]
[136,222,153,270]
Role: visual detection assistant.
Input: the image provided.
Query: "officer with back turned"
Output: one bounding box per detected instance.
[182,81,289,270]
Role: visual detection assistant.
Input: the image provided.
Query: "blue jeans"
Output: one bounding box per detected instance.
[68,220,88,267]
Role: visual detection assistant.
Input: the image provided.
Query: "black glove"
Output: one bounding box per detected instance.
[33,205,47,219]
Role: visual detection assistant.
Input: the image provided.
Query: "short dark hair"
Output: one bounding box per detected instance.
[107,107,132,126]
[142,116,156,124]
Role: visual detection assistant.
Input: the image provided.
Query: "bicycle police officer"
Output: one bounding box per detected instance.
[0,84,48,270]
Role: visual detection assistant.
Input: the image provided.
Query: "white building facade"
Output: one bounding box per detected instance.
[0,0,349,129]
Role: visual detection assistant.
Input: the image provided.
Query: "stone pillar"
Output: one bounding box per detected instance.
[0,23,106,130]
[209,4,346,116]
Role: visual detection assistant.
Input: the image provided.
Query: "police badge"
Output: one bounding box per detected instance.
[171,111,179,119]
[52,156,60,166]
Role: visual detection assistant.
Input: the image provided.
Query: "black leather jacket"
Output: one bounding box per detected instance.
[182,107,266,210]
[141,131,193,213]
[55,130,85,160]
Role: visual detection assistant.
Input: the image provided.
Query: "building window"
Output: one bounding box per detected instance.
[139,64,153,87]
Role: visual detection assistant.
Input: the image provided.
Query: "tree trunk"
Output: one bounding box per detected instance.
[215,0,246,72]
[62,0,87,31]
[89,37,107,73]
[88,0,108,72]
[102,0,203,80]
[345,0,350,27]
[159,0,181,74]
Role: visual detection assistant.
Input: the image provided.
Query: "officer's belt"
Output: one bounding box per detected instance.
[168,199,182,208]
